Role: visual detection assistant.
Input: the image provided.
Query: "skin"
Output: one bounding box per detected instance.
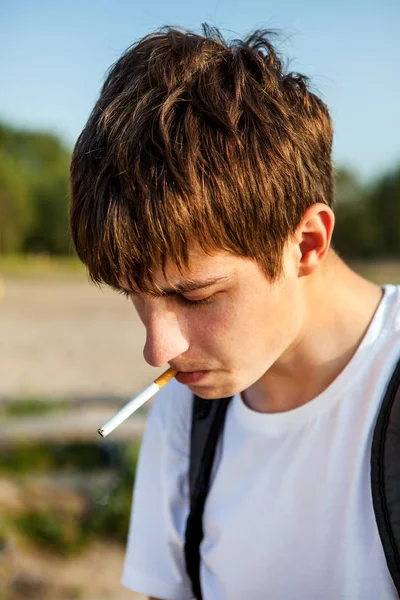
[126,203,383,414]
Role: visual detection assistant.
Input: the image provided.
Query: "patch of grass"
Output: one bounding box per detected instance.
[0,253,85,278]
[13,510,85,556]
[8,441,140,553]
[3,398,68,418]
[0,522,8,548]
[0,443,54,474]
[0,441,134,474]
[61,585,86,599]
[83,442,139,543]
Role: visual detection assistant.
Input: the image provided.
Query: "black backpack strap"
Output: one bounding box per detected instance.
[371,354,400,595]
[184,395,232,600]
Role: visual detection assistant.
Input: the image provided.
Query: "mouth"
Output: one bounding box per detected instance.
[174,370,209,385]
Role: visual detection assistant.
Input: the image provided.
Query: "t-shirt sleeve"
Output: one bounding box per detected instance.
[122,379,193,600]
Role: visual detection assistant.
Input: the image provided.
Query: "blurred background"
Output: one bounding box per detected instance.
[1,1,399,598]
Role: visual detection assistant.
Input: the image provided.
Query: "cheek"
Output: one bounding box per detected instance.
[186,305,243,352]
[185,307,233,347]
[211,289,293,355]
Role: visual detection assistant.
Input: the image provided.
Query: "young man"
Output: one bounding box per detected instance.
[69,26,400,599]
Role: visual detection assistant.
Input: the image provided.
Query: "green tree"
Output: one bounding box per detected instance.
[0,149,31,252]
[332,168,378,259]
[0,121,72,254]
[24,155,72,254]
[367,165,400,257]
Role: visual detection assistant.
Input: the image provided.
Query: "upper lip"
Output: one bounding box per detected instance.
[170,366,208,373]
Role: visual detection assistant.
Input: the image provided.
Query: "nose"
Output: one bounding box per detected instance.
[142,301,189,368]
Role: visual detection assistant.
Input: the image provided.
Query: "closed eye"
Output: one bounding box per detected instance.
[118,288,216,306]
[180,294,215,306]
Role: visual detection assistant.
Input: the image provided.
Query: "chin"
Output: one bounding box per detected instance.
[188,378,244,400]
[189,387,225,400]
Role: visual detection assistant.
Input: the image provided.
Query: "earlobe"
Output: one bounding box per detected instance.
[296,204,335,278]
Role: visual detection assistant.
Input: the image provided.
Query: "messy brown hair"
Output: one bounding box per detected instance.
[69,25,334,293]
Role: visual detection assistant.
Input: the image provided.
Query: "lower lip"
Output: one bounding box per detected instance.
[175,371,209,385]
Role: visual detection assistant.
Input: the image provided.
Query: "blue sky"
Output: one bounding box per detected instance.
[1,0,399,181]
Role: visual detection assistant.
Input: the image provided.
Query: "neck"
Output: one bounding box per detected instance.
[243,252,383,413]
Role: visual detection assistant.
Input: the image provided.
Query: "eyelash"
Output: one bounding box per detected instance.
[180,295,214,306]
[119,289,214,306]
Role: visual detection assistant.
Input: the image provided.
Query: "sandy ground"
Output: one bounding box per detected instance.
[0,274,162,600]
[0,275,161,401]
[2,541,146,599]
[0,472,147,599]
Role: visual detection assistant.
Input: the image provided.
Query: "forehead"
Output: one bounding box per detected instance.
[121,246,263,293]
[165,246,236,279]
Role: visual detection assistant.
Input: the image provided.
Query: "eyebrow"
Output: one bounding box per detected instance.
[123,275,230,296]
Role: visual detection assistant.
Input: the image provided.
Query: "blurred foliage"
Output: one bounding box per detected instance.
[332,165,400,259]
[0,121,72,254]
[13,510,85,557]
[2,398,68,418]
[3,441,139,555]
[1,120,400,260]
[0,253,84,277]
[368,166,400,257]
[0,441,124,474]
[81,442,139,543]
[332,168,378,258]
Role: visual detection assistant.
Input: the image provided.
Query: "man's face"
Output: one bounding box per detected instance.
[128,245,305,398]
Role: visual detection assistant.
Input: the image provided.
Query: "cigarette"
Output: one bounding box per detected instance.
[98,367,177,438]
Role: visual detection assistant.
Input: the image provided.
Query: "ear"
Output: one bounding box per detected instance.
[293,203,335,277]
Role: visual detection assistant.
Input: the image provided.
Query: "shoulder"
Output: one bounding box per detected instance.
[381,286,400,355]
[367,285,400,394]
[374,285,400,341]
[392,286,400,330]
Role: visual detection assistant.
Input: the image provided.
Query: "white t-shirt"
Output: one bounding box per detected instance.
[123,285,400,600]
